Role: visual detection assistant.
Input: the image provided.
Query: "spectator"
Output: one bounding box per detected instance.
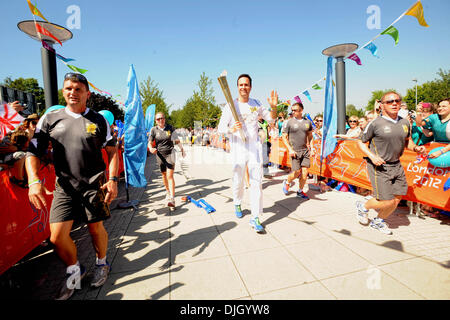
[0,127,29,187]
[277,112,285,137]
[335,116,361,139]
[411,102,434,146]
[312,116,323,140]
[358,116,369,132]
[422,98,450,158]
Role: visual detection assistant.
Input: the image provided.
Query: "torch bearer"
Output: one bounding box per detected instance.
[218,70,246,142]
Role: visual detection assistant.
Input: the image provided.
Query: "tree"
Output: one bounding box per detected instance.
[172,72,221,128]
[86,92,124,121]
[346,104,364,117]
[140,76,171,123]
[365,89,396,111]
[404,69,450,108]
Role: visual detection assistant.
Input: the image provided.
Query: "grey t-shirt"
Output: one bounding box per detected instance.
[149,124,177,155]
[28,107,114,191]
[282,117,313,152]
[361,115,411,163]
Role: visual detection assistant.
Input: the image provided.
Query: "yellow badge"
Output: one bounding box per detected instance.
[305,123,310,130]
[167,130,171,137]
[250,106,258,113]
[402,125,409,133]
[86,123,97,135]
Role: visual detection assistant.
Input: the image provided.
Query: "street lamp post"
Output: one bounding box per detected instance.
[18,20,73,109]
[322,43,358,134]
[412,78,418,108]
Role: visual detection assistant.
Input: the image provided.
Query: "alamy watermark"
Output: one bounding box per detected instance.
[66,5,81,30]
[366,5,381,30]
[366,265,382,290]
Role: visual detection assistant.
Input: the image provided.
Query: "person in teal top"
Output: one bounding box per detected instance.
[422,99,450,143]
[422,98,450,159]
[411,121,434,145]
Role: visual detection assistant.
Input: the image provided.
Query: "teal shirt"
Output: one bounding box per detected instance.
[411,122,433,146]
[423,114,450,143]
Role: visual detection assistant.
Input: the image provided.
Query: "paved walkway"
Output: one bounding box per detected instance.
[2,145,450,300]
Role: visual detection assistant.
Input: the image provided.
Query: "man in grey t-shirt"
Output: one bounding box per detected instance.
[356,91,426,235]
[26,73,119,299]
[281,102,313,199]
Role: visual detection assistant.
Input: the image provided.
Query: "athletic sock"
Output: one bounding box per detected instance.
[96,256,107,266]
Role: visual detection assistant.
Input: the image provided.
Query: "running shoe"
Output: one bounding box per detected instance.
[282,180,290,195]
[91,262,111,288]
[249,217,264,233]
[356,201,369,225]
[296,190,309,200]
[235,205,243,218]
[55,264,86,300]
[168,197,175,207]
[369,218,392,235]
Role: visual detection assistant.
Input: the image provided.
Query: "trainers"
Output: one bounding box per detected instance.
[356,201,369,225]
[282,180,290,195]
[235,205,243,218]
[249,217,264,233]
[168,197,175,207]
[296,190,309,200]
[91,262,111,287]
[55,265,86,300]
[370,218,392,235]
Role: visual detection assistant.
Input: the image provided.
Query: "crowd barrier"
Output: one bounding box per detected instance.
[0,148,124,275]
[270,138,450,211]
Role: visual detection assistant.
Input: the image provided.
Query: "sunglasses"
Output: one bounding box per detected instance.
[64,72,89,88]
[156,118,164,121]
[291,109,300,112]
[31,121,38,125]
[383,99,402,105]
[349,120,358,123]
[315,119,323,122]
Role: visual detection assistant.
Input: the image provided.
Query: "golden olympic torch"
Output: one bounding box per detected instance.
[217,70,246,142]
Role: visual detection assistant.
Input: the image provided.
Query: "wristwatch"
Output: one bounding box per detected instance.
[109,176,119,182]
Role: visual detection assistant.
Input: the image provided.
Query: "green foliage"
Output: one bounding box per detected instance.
[404,69,450,108]
[87,92,124,121]
[365,89,396,111]
[346,104,364,117]
[140,76,171,124]
[172,72,221,128]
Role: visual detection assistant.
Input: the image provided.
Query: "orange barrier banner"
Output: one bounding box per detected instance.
[0,165,54,275]
[270,138,450,211]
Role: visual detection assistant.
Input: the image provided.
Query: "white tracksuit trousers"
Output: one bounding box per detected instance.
[231,137,263,219]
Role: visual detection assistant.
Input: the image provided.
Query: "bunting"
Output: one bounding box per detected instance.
[347,53,362,65]
[34,22,62,46]
[55,53,75,63]
[66,64,87,74]
[312,84,322,90]
[302,90,312,102]
[293,96,302,105]
[381,25,399,45]
[405,1,429,27]
[363,42,379,58]
[27,0,49,23]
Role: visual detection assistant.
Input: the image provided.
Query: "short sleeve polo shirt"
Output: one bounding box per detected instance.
[361,116,411,163]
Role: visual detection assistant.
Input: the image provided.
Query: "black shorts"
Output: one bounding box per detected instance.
[366,161,407,201]
[49,175,110,224]
[291,149,310,171]
[156,150,175,172]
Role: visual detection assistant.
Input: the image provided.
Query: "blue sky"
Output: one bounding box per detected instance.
[1,0,449,117]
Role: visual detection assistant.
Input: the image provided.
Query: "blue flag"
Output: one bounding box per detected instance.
[115,119,125,138]
[145,104,156,136]
[123,64,147,188]
[321,56,338,166]
[363,42,380,58]
[302,90,312,102]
